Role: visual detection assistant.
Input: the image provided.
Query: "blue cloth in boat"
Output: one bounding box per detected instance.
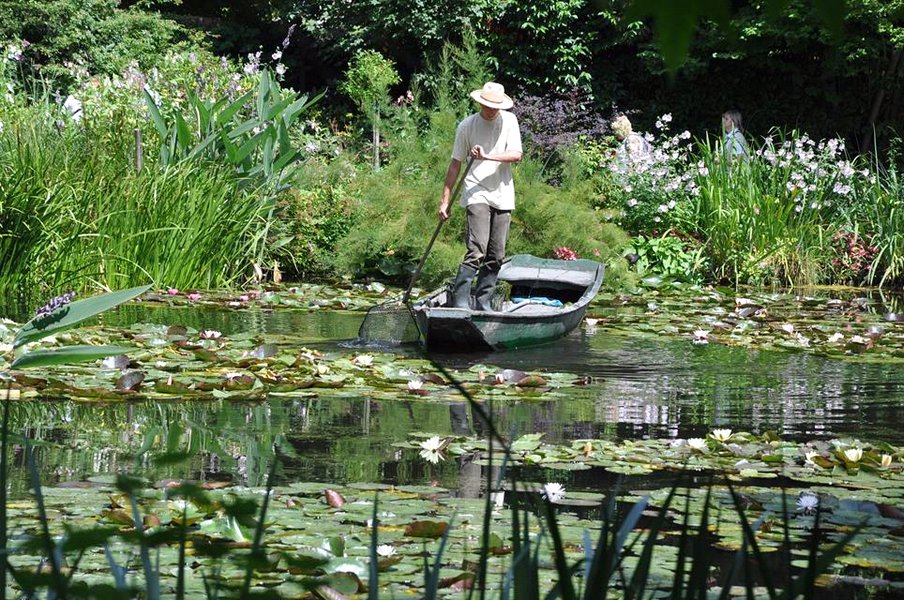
[511,296,563,308]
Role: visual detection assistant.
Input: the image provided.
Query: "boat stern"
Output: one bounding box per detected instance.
[413,307,494,351]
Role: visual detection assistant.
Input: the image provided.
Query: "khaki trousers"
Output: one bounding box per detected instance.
[462,204,511,272]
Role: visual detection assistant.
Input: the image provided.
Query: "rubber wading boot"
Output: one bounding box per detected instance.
[473,268,500,311]
[448,265,477,308]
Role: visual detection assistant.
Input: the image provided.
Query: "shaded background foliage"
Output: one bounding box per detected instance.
[73,0,903,149]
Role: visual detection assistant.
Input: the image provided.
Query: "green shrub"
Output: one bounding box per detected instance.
[0,0,195,88]
[628,232,709,284]
[327,37,631,289]
[682,131,872,286]
[330,118,630,288]
[273,184,358,280]
[341,49,400,169]
[854,162,904,286]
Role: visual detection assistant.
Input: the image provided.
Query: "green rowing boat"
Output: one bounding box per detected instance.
[412,254,604,351]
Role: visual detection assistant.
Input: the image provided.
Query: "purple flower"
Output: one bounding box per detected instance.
[35,291,76,318]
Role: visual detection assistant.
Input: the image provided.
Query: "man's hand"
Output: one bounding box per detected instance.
[439,203,450,221]
[470,145,487,160]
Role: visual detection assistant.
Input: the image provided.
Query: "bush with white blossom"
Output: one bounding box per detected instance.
[602,113,697,234]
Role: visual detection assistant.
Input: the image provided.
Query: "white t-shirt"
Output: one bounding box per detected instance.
[452,111,522,211]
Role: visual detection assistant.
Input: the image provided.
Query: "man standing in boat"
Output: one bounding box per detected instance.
[438,81,523,311]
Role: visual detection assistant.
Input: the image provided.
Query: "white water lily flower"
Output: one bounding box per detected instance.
[827,332,844,343]
[541,482,566,502]
[353,354,374,367]
[796,493,819,514]
[693,330,710,344]
[585,318,599,327]
[804,451,820,466]
[780,323,795,334]
[687,438,707,451]
[376,544,396,557]
[843,447,863,463]
[849,335,870,345]
[407,379,423,391]
[711,429,732,442]
[200,330,222,339]
[881,454,893,469]
[419,436,445,464]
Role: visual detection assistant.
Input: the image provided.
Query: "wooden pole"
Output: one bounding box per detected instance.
[134,128,144,173]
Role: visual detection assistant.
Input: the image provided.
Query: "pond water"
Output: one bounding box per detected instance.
[8,297,904,498]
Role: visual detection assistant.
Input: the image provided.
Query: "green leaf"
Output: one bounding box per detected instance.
[143,89,168,138]
[627,0,730,72]
[283,91,323,126]
[227,118,261,140]
[262,134,274,177]
[234,132,264,165]
[216,90,254,126]
[404,520,448,539]
[14,284,151,348]
[272,148,298,173]
[192,92,211,132]
[263,96,295,123]
[256,70,271,117]
[11,345,134,369]
[174,113,192,151]
[186,130,221,161]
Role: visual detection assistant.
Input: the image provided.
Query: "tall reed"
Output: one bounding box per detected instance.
[684,140,830,285]
[0,113,272,297]
[857,164,904,286]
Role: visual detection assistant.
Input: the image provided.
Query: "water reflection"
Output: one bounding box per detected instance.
[453,328,904,444]
[7,302,904,497]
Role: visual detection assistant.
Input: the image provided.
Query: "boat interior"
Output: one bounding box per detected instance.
[418,264,599,315]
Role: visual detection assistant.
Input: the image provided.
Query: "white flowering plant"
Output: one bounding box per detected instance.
[598,114,697,234]
[681,128,874,285]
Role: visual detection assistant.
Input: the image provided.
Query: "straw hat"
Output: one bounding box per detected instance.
[470,82,514,110]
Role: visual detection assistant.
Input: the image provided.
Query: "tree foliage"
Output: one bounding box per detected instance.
[0,0,195,85]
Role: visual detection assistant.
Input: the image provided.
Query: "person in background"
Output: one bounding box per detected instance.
[611,114,650,172]
[438,81,523,311]
[722,109,748,160]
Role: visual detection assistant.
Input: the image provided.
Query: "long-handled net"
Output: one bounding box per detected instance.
[356,157,474,346]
